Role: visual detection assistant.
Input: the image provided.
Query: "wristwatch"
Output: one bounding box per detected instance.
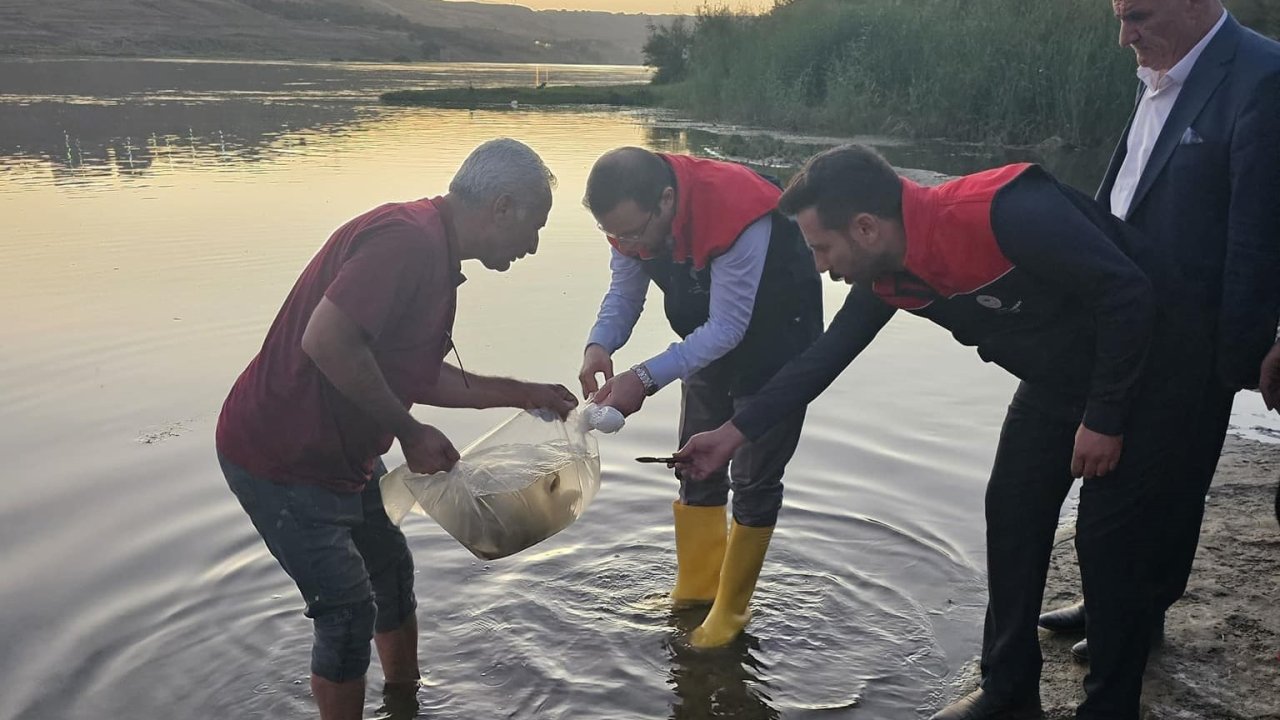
[631,363,660,396]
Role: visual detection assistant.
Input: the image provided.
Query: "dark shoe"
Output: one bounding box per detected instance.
[1070,638,1090,664]
[1038,601,1086,634]
[1069,616,1164,664]
[930,689,1043,720]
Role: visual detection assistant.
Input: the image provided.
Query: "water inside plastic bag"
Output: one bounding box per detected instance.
[381,411,602,560]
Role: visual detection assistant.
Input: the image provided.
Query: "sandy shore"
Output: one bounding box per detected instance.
[951,436,1280,719]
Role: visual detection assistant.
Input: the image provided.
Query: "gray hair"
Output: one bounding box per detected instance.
[449,138,556,211]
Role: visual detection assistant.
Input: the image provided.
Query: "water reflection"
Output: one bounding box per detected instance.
[0,99,375,187]
[666,610,781,720]
[0,58,650,102]
[0,57,1113,194]
[0,58,650,191]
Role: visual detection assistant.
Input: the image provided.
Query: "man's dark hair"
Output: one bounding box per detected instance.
[778,144,903,229]
[583,147,673,215]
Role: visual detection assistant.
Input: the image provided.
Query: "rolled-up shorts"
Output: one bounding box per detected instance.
[219,454,417,682]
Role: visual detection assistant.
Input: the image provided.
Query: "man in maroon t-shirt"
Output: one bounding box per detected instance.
[216,139,576,720]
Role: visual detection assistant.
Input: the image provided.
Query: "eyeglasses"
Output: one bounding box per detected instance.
[599,210,655,243]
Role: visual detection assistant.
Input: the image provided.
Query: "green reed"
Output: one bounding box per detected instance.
[657,0,1153,147]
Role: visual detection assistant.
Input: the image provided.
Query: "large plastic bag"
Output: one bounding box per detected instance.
[380,409,602,560]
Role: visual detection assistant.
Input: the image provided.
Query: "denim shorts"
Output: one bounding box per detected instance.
[219,454,417,680]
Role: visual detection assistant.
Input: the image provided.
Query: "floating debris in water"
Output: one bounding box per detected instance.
[135,421,189,444]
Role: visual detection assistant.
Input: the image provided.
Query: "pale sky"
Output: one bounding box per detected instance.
[451,0,769,14]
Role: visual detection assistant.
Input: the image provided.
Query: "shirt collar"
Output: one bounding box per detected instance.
[1137,10,1229,92]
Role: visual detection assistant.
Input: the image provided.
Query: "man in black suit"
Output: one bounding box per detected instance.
[1040,0,1280,665]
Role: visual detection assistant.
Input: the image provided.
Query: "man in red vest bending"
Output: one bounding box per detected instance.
[577,147,823,647]
[675,145,1210,719]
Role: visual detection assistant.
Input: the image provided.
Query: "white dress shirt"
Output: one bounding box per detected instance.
[1110,10,1229,219]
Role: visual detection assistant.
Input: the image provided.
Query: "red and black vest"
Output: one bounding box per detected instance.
[873,164,1165,423]
[870,164,1095,373]
[732,164,1179,440]
[613,154,823,396]
[874,164,1031,311]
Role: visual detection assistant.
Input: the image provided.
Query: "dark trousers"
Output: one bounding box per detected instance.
[676,367,805,528]
[979,316,1212,719]
[1151,380,1235,611]
[1047,321,1235,619]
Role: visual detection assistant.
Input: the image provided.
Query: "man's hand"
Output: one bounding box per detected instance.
[521,382,579,419]
[673,423,746,481]
[400,422,459,475]
[579,344,614,398]
[593,370,646,416]
[1071,425,1123,479]
[1260,341,1280,413]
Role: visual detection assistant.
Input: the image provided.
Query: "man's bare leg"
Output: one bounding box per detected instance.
[375,613,420,685]
[312,674,364,720]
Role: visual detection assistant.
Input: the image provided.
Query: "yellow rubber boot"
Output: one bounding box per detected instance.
[671,502,728,608]
[690,521,774,648]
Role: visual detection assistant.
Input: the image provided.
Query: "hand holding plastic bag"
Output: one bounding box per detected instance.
[381,408,613,560]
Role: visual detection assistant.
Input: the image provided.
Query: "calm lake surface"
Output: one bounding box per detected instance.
[1,58,1274,720]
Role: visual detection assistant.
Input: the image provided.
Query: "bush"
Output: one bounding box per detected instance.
[1229,0,1280,38]
[660,0,1145,146]
[643,17,694,84]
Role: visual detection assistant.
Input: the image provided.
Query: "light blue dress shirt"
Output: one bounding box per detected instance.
[586,215,773,391]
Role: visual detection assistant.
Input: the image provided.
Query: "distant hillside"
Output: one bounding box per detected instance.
[0,0,678,64]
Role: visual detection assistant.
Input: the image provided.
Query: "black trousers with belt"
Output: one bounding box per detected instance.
[978,311,1213,719]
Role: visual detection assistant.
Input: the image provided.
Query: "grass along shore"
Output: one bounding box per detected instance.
[380,83,662,108]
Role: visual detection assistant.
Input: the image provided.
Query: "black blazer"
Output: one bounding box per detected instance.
[1098,15,1280,389]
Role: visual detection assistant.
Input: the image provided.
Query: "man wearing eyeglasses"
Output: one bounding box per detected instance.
[577,147,823,648]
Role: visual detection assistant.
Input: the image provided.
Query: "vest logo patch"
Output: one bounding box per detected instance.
[976,295,1023,314]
